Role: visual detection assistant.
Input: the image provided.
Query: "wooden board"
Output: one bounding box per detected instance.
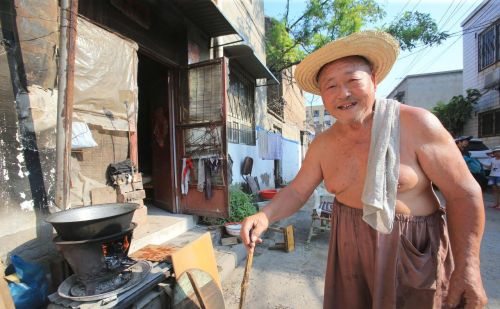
[0,261,15,309]
[170,232,221,289]
[91,186,117,204]
[129,244,178,262]
[172,269,225,309]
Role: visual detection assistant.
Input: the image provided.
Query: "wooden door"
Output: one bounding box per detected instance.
[177,58,229,218]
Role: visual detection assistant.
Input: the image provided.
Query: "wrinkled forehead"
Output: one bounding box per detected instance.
[316,55,373,82]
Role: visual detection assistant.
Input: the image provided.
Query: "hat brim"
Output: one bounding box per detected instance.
[295,31,400,95]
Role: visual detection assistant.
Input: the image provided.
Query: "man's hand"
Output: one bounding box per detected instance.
[240,212,270,251]
[446,262,487,309]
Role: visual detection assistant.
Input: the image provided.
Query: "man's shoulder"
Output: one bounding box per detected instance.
[399,104,452,144]
[399,104,440,130]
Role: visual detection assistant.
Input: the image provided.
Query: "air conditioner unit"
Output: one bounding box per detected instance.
[484,67,500,90]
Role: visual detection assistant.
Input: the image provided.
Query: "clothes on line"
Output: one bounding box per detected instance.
[258,130,283,160]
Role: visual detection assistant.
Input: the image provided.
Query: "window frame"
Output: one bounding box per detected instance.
[478,108,500,137]
[478,19,500,71]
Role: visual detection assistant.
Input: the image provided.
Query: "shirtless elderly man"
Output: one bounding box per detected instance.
[241,31,487,308]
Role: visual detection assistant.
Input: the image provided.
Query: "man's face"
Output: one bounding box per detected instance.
[457,140,469,149]
[318,56,376,125]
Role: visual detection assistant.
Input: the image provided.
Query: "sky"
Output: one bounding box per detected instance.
[263,0,484,105]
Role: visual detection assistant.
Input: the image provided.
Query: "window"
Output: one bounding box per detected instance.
[478,21,500,71]
[228,64,256,145]
[313,110,319,117]
[479,108,500,137]
[324,110,330,116]
[228,122,239,143]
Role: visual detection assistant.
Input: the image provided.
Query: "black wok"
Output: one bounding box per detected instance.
[46,203,139,240]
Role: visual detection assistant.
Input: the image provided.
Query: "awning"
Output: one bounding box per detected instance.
[224,44,279,85]
[172,0,239,37]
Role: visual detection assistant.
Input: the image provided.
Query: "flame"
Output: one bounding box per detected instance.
[122,235,130,252]
[102,244,108,256]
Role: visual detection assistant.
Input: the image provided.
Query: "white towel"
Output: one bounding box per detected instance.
[258,129,268,159]
[361,99,400,234]
[197,158,205,192]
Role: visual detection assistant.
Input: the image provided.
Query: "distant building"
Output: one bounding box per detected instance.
[305,105,335,134]
[387,70,463,110]
[266,65,310,185]
[461,0,500,145]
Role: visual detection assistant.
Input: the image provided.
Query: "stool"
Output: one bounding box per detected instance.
[307,195,333,243]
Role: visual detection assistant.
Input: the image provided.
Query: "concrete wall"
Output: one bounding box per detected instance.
[462,0,500,147]
[0,0,60,264]
[228,142,275,188]
[387,70,463,110]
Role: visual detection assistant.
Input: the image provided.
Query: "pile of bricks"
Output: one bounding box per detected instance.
[90,172,148,226]
[115,173,147,226]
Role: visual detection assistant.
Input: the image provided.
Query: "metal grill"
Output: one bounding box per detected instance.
[185,65,223,123]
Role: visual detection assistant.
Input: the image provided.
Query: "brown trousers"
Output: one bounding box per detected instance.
[324,200,454,309]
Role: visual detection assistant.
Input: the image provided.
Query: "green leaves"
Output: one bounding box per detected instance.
[266,0,448,72]
[384,12,449,51]
[227,185,257,223]
[432,89,482,136]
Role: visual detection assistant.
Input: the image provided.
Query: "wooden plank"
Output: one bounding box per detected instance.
[91,186,117,204]
[170,232,221,288]
[129,244,178,262]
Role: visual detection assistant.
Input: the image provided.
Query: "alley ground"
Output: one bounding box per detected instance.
[221,192,500,309]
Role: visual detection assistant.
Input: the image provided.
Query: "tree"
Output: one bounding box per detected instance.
[266,0,450,73]
[432,89,482,137]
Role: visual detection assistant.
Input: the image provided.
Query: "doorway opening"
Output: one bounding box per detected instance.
[137,53,174,212]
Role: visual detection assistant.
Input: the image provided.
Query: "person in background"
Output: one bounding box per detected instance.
[455,135,473,155]
[483,147,500,209]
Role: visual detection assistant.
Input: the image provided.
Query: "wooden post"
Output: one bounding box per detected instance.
[55,0,78,209]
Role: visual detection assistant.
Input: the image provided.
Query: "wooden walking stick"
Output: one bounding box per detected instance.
[239,231,255,309]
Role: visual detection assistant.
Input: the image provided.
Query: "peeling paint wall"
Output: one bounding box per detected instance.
[0,0,59,263]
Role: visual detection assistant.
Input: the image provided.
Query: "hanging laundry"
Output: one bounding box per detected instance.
[197,158,205,192]
[262,132,283,160]
[258,129,268,159]
[204,160,212,200]
[181,157,193,195]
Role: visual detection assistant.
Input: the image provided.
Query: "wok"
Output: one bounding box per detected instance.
[46,203,139,240]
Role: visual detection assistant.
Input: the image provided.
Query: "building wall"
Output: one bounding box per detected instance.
[387,71,463,110]
[0,0,60,263]
[281,66,305,141]
[305,104,335,134]
[228,142,275,188]
[462,0,500,147]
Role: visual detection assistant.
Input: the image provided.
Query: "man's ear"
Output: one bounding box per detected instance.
[371,73,377,90]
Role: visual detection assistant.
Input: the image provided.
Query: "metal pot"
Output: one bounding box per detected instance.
[46,203,139,240]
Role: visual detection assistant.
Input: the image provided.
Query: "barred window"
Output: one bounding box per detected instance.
[479,109,500,137]
[478,21,499,71]
[228,122,239,143]
[227,64,256,145]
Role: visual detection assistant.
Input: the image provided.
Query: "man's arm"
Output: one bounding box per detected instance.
[409,108,487,308]
[240,135,324,249]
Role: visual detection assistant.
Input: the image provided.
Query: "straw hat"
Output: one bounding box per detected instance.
[295,31,400,95]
